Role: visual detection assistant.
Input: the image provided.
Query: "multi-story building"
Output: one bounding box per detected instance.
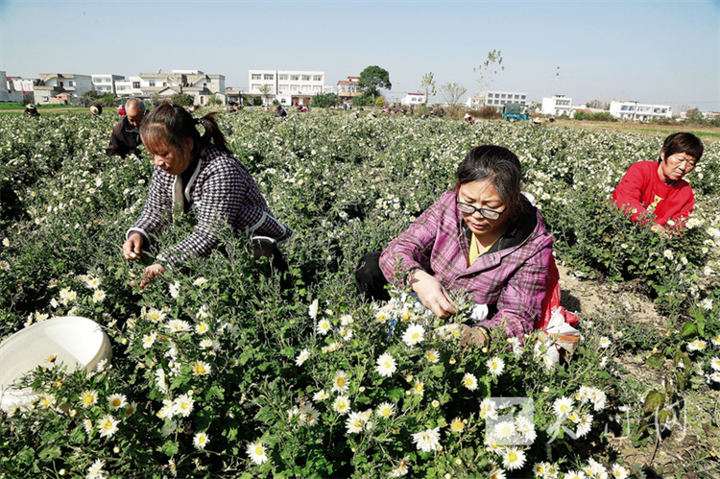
[467,90,527,110]
[34,73,93,104]
[337,76,361,104]
[0,71,9,102]
[91,74,125,95]
[115,76,143,97]
[248,70,331,105]
[609,101,672,121]
[541,94,573,116]
[119,70,226,105]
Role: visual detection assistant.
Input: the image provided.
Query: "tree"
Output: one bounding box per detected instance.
[207,95,223,107]
[439,82,467,107]
[170,93,194,107]
[257,84,274,106]
[419,72,436,106]
[311,92,339,108]
[473,49,504,94]
[358,66,391,103]
[374,97,386,107]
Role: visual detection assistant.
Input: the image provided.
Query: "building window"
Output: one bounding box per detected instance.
[68,81,74,87]
[302,75,310,81]
[279,84,288,92]
[291,84,299,91]
[290,75,299,81]
[521,95,526,100]
[313,85,321,91]
[251,74,261,80]
[264,74,274,80]
[281,98,287,104]
[252,84,261,90]
[313,75,322,82]
[132,82,140,89]
[149,81,156,87]
[279,75,288,80]
[514,95,519,99]
[501,94,506,99]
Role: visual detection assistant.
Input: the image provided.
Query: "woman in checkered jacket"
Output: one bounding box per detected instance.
[122,103,293,286]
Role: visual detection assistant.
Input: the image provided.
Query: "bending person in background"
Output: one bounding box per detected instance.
[355,145,553,345]
[122,103,293,286]
[106,98,146,159]
[613,132,704,233]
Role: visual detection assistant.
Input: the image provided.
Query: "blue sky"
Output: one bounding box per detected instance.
[1,0,718,111]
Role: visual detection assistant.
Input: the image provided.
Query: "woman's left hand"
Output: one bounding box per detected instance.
[140,263,166,288]
[459,325,488,348]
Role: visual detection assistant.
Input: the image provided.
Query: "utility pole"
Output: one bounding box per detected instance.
[554,66,560,96]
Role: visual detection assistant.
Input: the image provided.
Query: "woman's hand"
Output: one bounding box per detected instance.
[407,269,456,318]
[459,324,488,348]
[123,234,144,260]
[140,264,165,288]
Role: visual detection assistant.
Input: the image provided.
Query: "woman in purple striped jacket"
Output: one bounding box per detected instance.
[355,145,553,345]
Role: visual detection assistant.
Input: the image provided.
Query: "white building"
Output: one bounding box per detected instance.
[541,94,573,116]
[467,90,527,110]
[0,72,9,102]
[248,70,332,105]
[115,76,143,97]
[92,74,125,95]
[609,101,672,121]
[401,92,426,106]
[337,76,361,104]
[34,73,93,104]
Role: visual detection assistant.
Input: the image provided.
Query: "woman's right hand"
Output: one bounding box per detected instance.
[407,270,456,318]
[123,234,144,260]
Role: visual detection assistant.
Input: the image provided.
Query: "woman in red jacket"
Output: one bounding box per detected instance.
[612,132,704,233]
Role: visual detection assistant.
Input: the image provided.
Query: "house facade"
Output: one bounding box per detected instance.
[337,76,361,104]
[541,94,573,116]
[34,74,93,105]
[609,101,672,121]
[467,90,527,110]
[115,76,143,97]
[6,76,37,102]
[401,92,426,106]
[248,70,331,105]
[91,74,125,95]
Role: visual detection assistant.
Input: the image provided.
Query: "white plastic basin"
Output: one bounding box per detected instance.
[0,316,111,411]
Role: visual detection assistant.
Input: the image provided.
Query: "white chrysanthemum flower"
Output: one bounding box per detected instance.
[449,417,465,433]
[97,414,119,438]
[79,390,98,408]
[166,319,192,333]
[86,459,105,479]
[402,324,425,346]
[92,289,106,303]
[376,402,395,419]
[299,404,320,426]
[192,360,211,376]
[339,328,353,341]
[195,321,209,334]
[193,431,210,449]
[553,397,574,418]
[487,356,505,376]
[462,372,478,391]
[412,427,441,453]
[173,394,194,418]
[480,398,498,420]
[488,464,507,479]
[699,298,713,310]
[2,238,8,247]
[39,393,56,408]
[144,308,166,323]
[340,314,354,326]
[157,399,175,419]
[663,249,674,260]
[585,457,607,478]
[169,281,180,299]
[712,335,720,346]
[493,420,516,439]
[332,371,350,393]
[142,332,157,349]
[389,457,409,477]
[107,393,127,410]
[317,319,332,335]
[375,310,391,323]
[308,299,319,319]
[610,464,629,479]
[155,369,169,393]
[565,470,586,479]
[710,357,720,371]
[85,277,101,290]
[346,411,365,434]
[688,339,706,351]
[576,413,593,437]
[502,447,526,470]
[332,395,351,415]
[0,260,9,271]
[599,337,612,348]
[295,348,310,366]
[375,352,397,377]
[425,349,440,363]
[515,415,536,442]
[193,277,208,287]
[313,389,329,401]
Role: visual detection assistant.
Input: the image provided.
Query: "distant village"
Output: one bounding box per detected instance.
[1,69,716,121]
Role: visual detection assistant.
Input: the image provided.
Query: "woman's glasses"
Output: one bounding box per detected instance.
[455,184,506,220]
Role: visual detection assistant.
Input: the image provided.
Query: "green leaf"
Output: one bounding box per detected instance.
[681,322,697,339]
[38,446,62,462]
[646,353,665,370]
[16,447,35,465]
[643,390,665,414]
[162,441,179,456]
[657,409,670,424]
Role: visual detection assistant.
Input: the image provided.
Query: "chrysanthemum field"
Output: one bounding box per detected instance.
[1,111,719,478]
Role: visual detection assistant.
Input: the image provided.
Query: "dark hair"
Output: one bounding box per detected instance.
[456,145,532,223]
[660,132,703,163]
[139,103,230,158]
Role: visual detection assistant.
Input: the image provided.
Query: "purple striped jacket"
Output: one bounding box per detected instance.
[379,191,553,340]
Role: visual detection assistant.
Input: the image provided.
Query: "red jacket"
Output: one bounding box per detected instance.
[612,161,694,226]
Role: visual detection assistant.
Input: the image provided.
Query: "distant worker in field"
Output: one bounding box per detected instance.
[122,103,293,287]
[24,104,39,117]
[613,132,704,233]
[90,103,102,116]
[106,98,146,159]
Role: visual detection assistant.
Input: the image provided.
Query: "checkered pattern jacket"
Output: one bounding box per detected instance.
[379,191,553,340]
[127,145,292,269]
